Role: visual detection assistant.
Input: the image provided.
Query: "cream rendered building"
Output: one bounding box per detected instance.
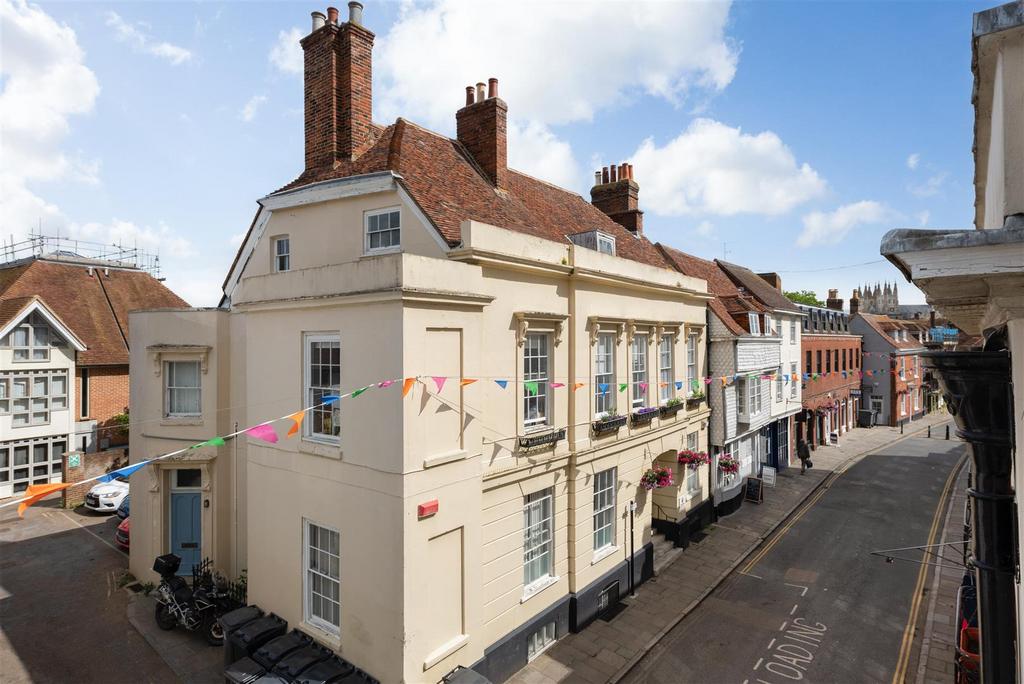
[128,5,713,683]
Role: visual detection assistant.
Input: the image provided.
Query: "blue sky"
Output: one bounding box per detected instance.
[1,0,991,306]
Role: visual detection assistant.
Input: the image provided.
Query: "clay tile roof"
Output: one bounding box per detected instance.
[715,260,800,313]
[270,118,672,271]
[855,313,925,350]
[0,259,188,365]
[656,244,746,335]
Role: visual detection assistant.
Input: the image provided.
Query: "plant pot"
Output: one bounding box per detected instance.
[686,396,705,409]
[592,415,627,435]
[630,409,658,426]
[659,403,684,418]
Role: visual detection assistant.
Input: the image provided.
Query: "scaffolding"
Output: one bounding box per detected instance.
[0,233,162,279]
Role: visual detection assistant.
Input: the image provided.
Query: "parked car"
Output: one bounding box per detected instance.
[85,477,129,513]
[115,517,130,551]
[116,495,130,519]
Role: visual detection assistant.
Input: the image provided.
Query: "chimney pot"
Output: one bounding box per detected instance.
[488,78,498,99]
[602,167,609,184]
[594,171,602,185]
[465,86,474,106]
[610,165,617,182]
[311,11,326,32]
[475,82,486,103]
[627,163,634,180]
[348,1,363,25]
[326,6,339,24]
[619,163,627,180]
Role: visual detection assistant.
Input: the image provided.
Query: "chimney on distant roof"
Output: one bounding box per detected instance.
[456,77,508,188]
[301,3,375,171]
[591,163,643,235]
[850,289,860,316]
[826,288,843,311]
[757,272,782,291]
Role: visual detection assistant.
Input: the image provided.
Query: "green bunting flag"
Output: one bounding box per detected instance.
[618,383,628,393]
[524,381,539,395]
[351,386,369,398]
[191,436,226,449]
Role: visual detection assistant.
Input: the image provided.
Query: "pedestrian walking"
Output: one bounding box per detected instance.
[797,440,812,474]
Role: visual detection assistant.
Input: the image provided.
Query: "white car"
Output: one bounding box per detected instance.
[85,477,129,513]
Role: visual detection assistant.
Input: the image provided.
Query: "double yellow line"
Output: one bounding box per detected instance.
[891,452,967,684]
[741,473,835,574]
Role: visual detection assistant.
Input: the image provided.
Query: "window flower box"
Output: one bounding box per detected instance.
[592,414,627,435]
[518,427,566,450]
[718,455,740,475]
[659,398,685,418]
[677,449,710,469]
[640,465,674,491]
[630,407,658,426]
[686,391,706,408]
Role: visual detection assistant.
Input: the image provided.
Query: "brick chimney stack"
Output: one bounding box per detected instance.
[826,288,844,311]
[850,289,860,316]
[301,3,375,171]
[456,78,508,188]
[591,164,643,235]
[757,272,782,291]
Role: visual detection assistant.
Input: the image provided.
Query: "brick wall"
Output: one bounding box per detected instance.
[61,448,127,508]
[77,365,130,445]
[800,334,862,410]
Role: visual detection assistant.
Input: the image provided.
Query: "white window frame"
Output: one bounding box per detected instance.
[164,360,201,418]
[686,466,701,495]
[594,333,615,417]
[658,335,673,404]
[364,206,401,254]
[523,488,554,592]
[748,313,761,336]
[686,333,698,396]
[736,379,746,416]
[596,232,615,256]
[765,315,774,336]
[0,434,67,494]
[272,235,290,273]
[630,334,648,409]
[523,333,551,431]
[790,362,797,399]
[0,377,9,415]
[776,366,783,402]
[303,519,340,636]
[80,368,90,419]
[592,468,616,552]
[527,622,557,661]
[790,320,796,343]
[8,315,60,363]
[778,419,790,464]
[304,334,341,443]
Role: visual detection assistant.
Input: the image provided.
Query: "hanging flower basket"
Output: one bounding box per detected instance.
[718,455,740,475]
[677,449,710,469]
[640,465,674,491]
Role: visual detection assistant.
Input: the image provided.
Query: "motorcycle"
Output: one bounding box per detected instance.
[152,554,238,645]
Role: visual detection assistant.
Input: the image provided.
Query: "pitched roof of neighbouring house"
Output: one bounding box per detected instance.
[854,313,926,351]
[715,260,801,313]
[269,118,672,271]
[656,244,748,336]
[0,258,189,365]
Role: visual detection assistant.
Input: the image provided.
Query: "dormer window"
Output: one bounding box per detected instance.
[596,233,615,255]
[764,314,774,335]
[568,230,615,256]
[273,236,290,272]
[3,313,64,362]
[365,207,401,253]
[748,313,761,335]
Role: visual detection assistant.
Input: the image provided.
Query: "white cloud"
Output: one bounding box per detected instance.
[906,153,920,170]
[695,220,715,237]
[375,0,738,130]
[228,231,246,246]
[0,0,101,238]
[630,118,826,217]
[239,95,268,123]
[508,121,581,191]
[68,219,195,259]
[797,200,893,248]
[106,11,192,65]
[908,172,947,198]
[269,27,303,76]
[917,210,930,226]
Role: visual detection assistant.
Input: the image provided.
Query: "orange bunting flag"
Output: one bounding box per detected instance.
[402,377,416,398]
[572,383,585,391]
[659,382,669,388]
[460,378,478,386]
[286,410,306,437]
[18,483,71,517]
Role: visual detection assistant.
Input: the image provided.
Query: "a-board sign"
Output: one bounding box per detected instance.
[745,477,764,504]
[761,465,777,488]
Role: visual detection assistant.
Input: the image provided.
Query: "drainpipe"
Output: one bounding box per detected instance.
[924,344,1015,684]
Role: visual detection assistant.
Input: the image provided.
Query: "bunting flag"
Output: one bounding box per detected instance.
[573,383,585,391]
[524,381,539,395]
[402,378,416,397]
[246,423,278,444]
[378,380,395,389]
[18,483,71,517]
[351,386,369,398]
[721,377,727,387]
[639,382,648,393]
[659,382,668,388]
[460,378,478,386]
[432,376,447,393]
[190,436,226,449]
[675,381,683,390]
[286,411,306,437]
[618,383,628,393]
[704,377,713,385]
[323,395,340,405]
[494,380,509,389]
[551,382,565,389]
[98,460,151,483]
[599,383,609,394]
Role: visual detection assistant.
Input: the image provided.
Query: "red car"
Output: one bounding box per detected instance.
[115,517,130,552]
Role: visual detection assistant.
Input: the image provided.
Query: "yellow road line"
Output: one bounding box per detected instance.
[891,452,966,684]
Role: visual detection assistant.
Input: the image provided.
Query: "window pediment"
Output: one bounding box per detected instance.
[514,312,566,347]
[147,345,211,376]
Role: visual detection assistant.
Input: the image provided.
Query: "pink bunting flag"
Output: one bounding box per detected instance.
[378,380,395,389]
[639,382,648,393]
[246,423,278,444]
[551,382,565,388]
[432,376,447,393]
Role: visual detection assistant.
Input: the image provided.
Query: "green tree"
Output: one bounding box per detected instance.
[784,290,825,307]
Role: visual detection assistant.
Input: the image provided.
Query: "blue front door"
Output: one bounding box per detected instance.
[170,492,201,574]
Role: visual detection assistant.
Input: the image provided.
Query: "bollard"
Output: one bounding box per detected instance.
[928,426,932,439]
[901,422,904,435]
[946,424,950,440]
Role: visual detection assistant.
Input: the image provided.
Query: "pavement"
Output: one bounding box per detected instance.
[0,500,177,684]
[126,593,223,683]
[510,410,956,684]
